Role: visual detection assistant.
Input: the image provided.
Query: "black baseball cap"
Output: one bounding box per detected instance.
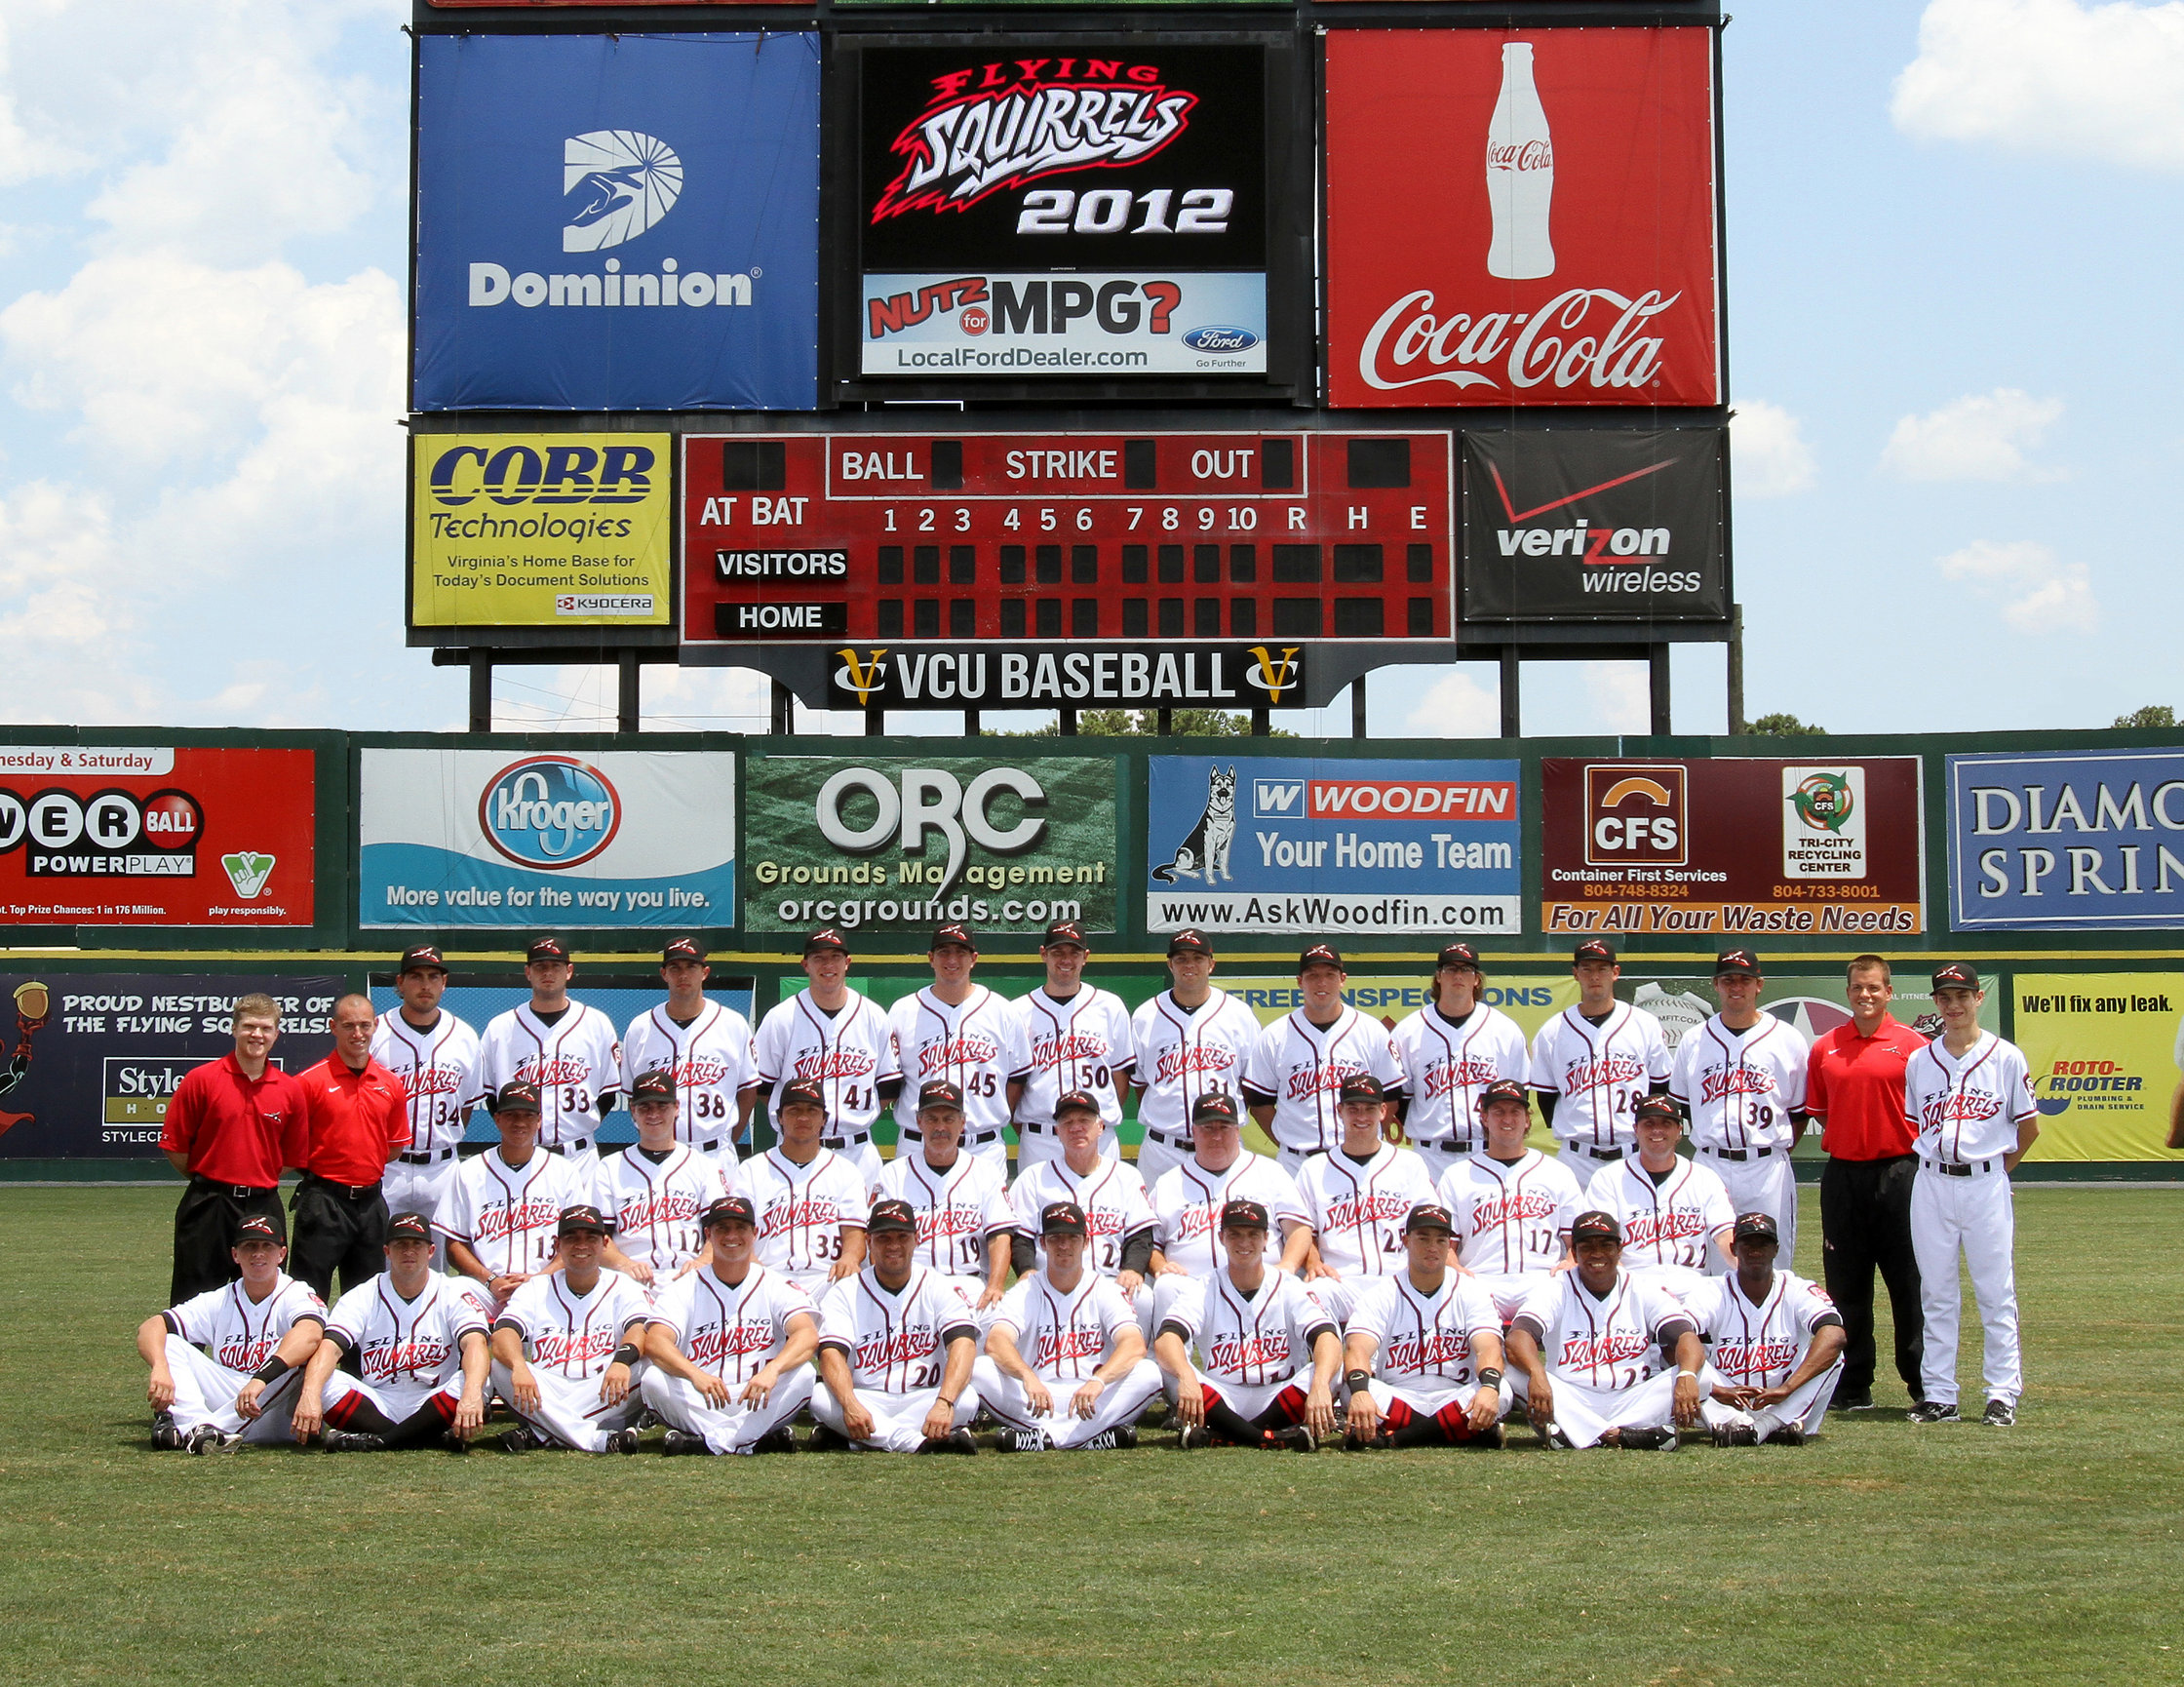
[386,1211,433,1244]
[803,927,850,957]
[930,923,978,954]
[1338,1073,1384,1105]
[557,1204,611,1236]
[234,1212,286,1246]
[662,936,707,964]
[1931,962,1981,992]
[1633,1095,1682,1126]
[397,944,447,974]
[1569,1210,1622,1244]
[917,1079,965,1112]
[1298,943,1344,971]
[1476,1078,1530,1113]
[490,1079,542,1117]
[1713,948,1761,978]
[867,1198,918,1236]
[526,936,570,963]
[703,1196,758,1231]
[1167,928,1214,958]
[1191,1091,1241,1127]
[1436,942,1481,969]
[1732,1211,1779,1244]
[1404,1202,1456,1235]
[1574,937,1617,964]
[1219,1198,1270,1233]
[1055,1088,1102,1119]
[1039,1200,1090,1237]
[1041,921,1088,950]
[628,1067,677,1106]
[777,1078,826,1112]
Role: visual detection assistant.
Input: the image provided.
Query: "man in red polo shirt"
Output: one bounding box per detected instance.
[291,994,410,1301]
[1806,954,1929,1412]
[162,993,310,1301]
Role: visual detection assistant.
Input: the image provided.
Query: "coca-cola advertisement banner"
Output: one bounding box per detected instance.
[1325,28,1719,410]
[1461,428,1726,621]
[857,43,1270,378]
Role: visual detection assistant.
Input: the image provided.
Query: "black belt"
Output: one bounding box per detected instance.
[820,1133,870,1151]
[543,1137,593,1157]
[192,1175,273,1200]
[1566,1144,1624,1161]
[1922,1156,2003,1178]
[696,1139,722,1156]
[1699,1145,1776,1162]
[1427,1139,1478,1155]
[1145,1128,1193,1149]
[304,1172,382,1200]
[903,1127,1000,1147]
[397,1148,454,1166]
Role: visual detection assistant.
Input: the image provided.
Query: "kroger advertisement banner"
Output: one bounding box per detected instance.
[1147,757,1521,936]
[0,745,315,928]
[413,32,820,411]
[2013,974,2184,1162]
[744,755,1118,936]
[1947,749,2184,931]
[1325,27,1719,409]
[0,975,339,1159]
[359,750,736,929]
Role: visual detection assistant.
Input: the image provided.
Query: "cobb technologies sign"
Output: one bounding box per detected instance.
[857,44,1270,376]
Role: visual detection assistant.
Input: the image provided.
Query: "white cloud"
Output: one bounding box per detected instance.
[1406,669,1502,738]
[1936,538,2099,631]
[1893,0,2184,170]
[1731,399,1816,496]
[1586,663,1653,733]
[1882,388,2065,481]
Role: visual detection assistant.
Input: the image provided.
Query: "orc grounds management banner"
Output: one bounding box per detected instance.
[1146,757,1520,935]
[413,32,819,411]
[359,750,736,929]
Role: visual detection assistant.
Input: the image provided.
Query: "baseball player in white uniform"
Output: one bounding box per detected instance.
[1671,948,1811,1268]
[1009,1090,1158,1304]
[1129,929,1264,1187]
[975,1200,1167,1452]
[1393,942,1531,1183]
[1436,1079,1583,1320]
[809,1198,983,1453]
[875,1079,1014,1319]
[1903,963,2040,1428]
[888,924,1027,1178]
[1583,1095,1735,1299]
[1688,1210,1848,1446]
[1340,1200,1509,1449]
[1528,938,1672,1175]
[620,936,759,1162]
[751,929,900,1194]
[1244,944,1404,1175]
[292,1210,489,1452]
[436,1080,584,1315]
[370,944,484,1242]
[489,1203,650,1454]
[476,936,623,1178]
[1296,1074,1438,1327]
[1012,920,1135,1172]
[642,1195,819,1456]
[593,1068,732,1285]
[1147,1091,1310,1340]
[136,1211,327,1453]
[730,1077,871,1297]
[1504,1209,1707,1450]
[1153,1198,1343,1451]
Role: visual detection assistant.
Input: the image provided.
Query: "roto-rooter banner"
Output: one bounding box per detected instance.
[359,750,736,928]
[1325,27,1719,408]
[410,434,674,630]
[1947,749,2184,930]
[2013,974,2184,1162]
[1540,757,1925,938]
[744,755,1118,935]
[858,44,1270,376]
[0,745,315,927]
[1147,757,1520,935]
[0,974,339,1159]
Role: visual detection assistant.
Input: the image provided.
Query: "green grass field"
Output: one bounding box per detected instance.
[4,1186,2178,1687]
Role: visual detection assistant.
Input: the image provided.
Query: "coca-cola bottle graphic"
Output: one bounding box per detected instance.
[1485,41,1555,280]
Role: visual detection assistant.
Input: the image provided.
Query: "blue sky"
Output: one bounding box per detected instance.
[0,0,2172,738]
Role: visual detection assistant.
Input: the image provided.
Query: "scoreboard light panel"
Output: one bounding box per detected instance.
[680,432,1453,647]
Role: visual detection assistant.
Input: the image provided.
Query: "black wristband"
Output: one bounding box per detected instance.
[1345,1369,1372,1393]
[611,1342,641,1367]
[251,1355,291,1384]
[1478,1367,1503,1388]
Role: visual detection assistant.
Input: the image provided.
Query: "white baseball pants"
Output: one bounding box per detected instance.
[1012,1123,1118,1175]
[1699,1150,1799,1271]
[1172,1364,1310,1426]
[1699,1357,1845,1442]
[1305,1273,1391,1328]
[161,1337,308,1443]
[639,1365,814,1454]
[1629,1262,1716,1305]
[1510,1367,1681,1449]
[1465,1271,1555,1323]
[1557,1143,1632,1179]
[1910,1166,2020,1407]
[321,1372,461,1425]
[383,1154,462,1266]
[1365,1377,1513,1423]
[1413,1141,1482,1187]
[489,1359,644,1452]
[1132,1133,1191,1190]
[807,1380,981,1451]
[1141,1271,1203,1344]
[970,1356,1166,1447]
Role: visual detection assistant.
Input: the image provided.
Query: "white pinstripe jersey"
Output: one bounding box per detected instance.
[325,1273,486,1393]
[1671,1012,1810,1153]
[1129,987,1264,1137]
[165,1275,327,1373]
[1346,1271,1502,1387]
[1243,1005,1404,1156]
[1512,1269,1695,1390]
[1010,1153,1156,1276]
[621,1000,759,1149]
[435,1146,584,1277]
[1902,1032,2037,1164]
[740,1146,870,1284]
[1435,1149,1584,1275]
[1150,1153,1306,1275]
[647,1265,814,1385]
[887,985,1028,1138]
[1582,1156,1734,1273]
[1684,1270,1840,1391]
[753,987,899,1139]
[876,1148,1014,1280]
[370,1008,485,1157]
[1014,984,1136,1128]
[496,1269,649,1382]
[592,1143,733,1275]
[1295,1142,1438,1280]
[1392,1001,1530,1149]
[816,1265,978,1393]
[992,1270,1138,1382]
[1167,1268,1334,1388]
[1527,1001,1672,1152]
[477,1000,622,1148]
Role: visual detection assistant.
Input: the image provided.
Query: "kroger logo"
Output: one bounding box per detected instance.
[565,131,682,252]
[1182,326,1258,354]
[479,757,621,870]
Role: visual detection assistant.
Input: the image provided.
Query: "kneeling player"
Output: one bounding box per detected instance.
[642,1196,819,1456]
[1341,1202,1508,1450]
[292,1211,489,1451]
[1154,1199,1342,1452]
[1504,1211,1706,1451]
[809,1198,982,1453]
[1688,1211,1848,1446]
[1296,1075,1437,1327]
[490,1205,650,1453]
[975,1201,1166,1452]
[137,1212,327,1453]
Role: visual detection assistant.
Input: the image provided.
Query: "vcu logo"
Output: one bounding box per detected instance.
[1583,765,1686,866]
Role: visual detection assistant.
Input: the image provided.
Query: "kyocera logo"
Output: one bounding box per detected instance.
[428,443,655,508]
[480,757,621,870]
[1582,765,1686,867]
[564,131,682,252]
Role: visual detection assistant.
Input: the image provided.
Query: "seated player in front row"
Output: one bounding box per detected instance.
[1687,1211,1848,1447]
[489,1204,650,1454]
[1340,1201,1508,1450]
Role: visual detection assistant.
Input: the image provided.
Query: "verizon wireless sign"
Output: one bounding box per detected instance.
[1325,28,1719,409]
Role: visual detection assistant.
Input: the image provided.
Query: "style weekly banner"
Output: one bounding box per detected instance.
[0,745,315,928]
[1461,429,1727,621]
[1325,27,1719,409]
[743,755,1118,936]
[1540,757,1925,938]
[410,433,674,631]
[413,32,820,411]
[1947,750,2184,931]
[0,975,339,1160]
[2013,974,2184,1162]
[359,750,736,929]
[1146,757,1521,936]
[858,44,1270,376]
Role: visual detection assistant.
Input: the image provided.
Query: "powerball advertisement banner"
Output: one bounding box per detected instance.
[359,750,736,929]
[1145,757,1520,935]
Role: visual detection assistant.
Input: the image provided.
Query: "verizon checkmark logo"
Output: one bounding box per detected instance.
[1486,458,1675,525]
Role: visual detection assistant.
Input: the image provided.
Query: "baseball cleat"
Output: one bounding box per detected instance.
[605,1429,642,1455]
[807,1423,854,1452]
[151,1414,182,1452]
[321,1430,386,1453]
[1711,1423,1759,1448]
[1538,1422,1574,1450]
[1267,1424,1316,1453]
[753,1424,798,1455]
[1618,1426,1677,1451]
[944,1427,978,1455]
[444,1432,471,1454]
[1834,1392,1876,1412]
[660,1429,707,1457]
[498,1426,540,1453]
[1079,1430,1118,1452]
[1770,1425,1807,1447]
[996,1428,1050,1453]
[1981,1399,2016,1428]
[184,1426,237,1456]
[1109,1424,1138,1450]
[1473,1421,1507,1450]
[1907,1401,1962,1425]
[1176,1425,1212,1450]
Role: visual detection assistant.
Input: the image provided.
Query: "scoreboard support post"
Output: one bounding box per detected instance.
[1499,647,1521,739]
[1649,646,1673,737]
